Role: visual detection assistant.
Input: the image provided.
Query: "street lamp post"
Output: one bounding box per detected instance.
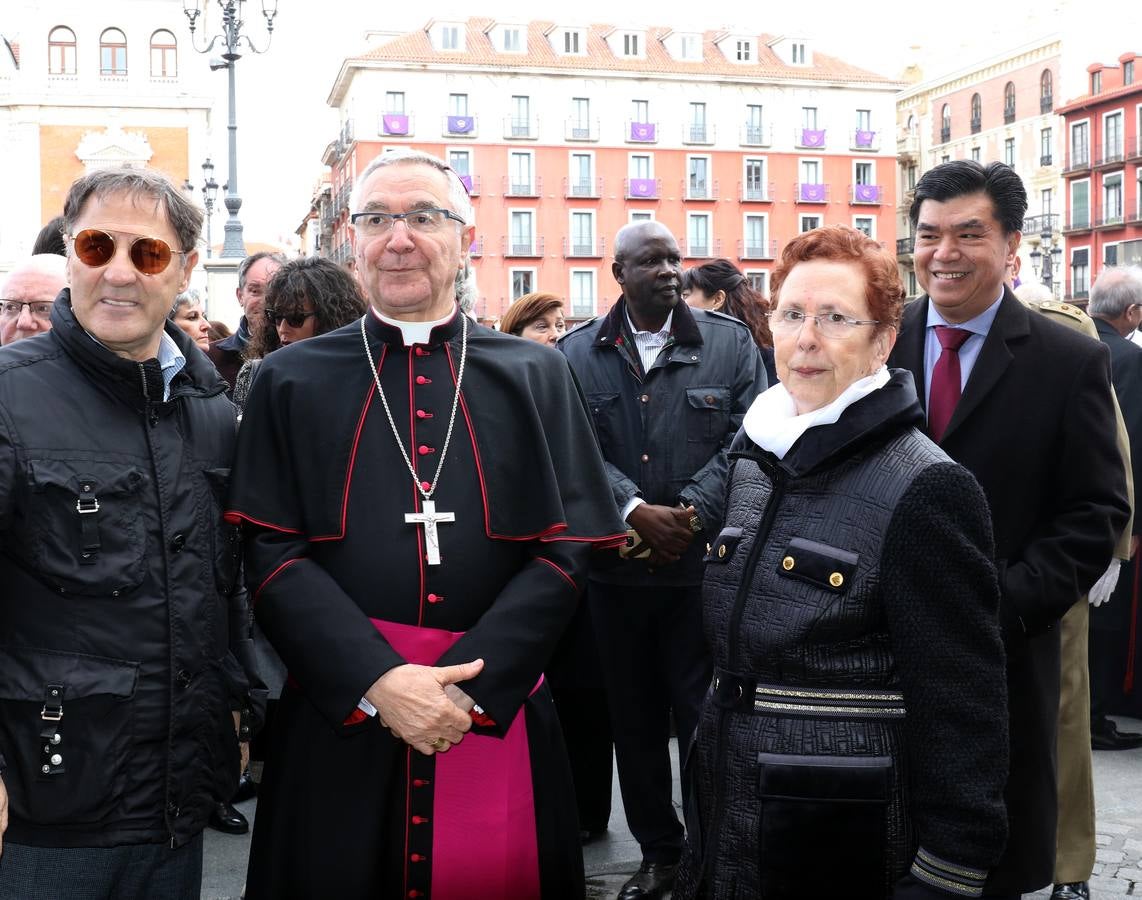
[183,0,278,258]
[201,157,220,258]
[1028,216,1063,298]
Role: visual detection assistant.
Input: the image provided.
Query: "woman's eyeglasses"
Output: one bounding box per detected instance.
[265,308,317,328]
[66,229,188,275]
[767,309,880,339]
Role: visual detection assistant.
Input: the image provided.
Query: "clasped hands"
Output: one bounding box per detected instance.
[627,503,697,566]
[364,658,484,757]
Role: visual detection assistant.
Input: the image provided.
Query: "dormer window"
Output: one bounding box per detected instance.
[1091,70,1101,93]
[791,42,806,65]
[564,30,580,54]
[623,33,640,57]
[432,22,465,52]
[501,27,523,53]
[735,39,753,62]
[679,34,701,61]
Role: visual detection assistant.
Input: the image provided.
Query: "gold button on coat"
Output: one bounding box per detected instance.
[782,556,795,570]
[829,572,844,587]
[718,544,727,559]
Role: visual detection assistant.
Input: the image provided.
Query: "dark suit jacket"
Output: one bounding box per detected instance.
[889,289,1130,894]
[1094,317,1142,533]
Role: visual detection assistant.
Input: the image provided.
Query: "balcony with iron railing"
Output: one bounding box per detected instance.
[738,239,777,260]
[741,125,772,147]
[850,130,879,151]
[898,131,920,159]
[939,126,951,143]
[457,174,482,196]
[1063,152,1091,176]
[684,239,721,259]
[1023,214,1059,236]
[1003,106,1016,125]
[896,237,913,257]
[565,119,600,141]
[1094,144,1125,168]
[1040,153,1053,167]
[502,236,545,258]
[683,124,716,145]
[1093,209,1127,229]
[625,178,660,200]
[1127,202,1142,224]
[1128,135,1142,161]
[970,117,981,135]
[1041,94,1053,113]
[1062,212,1092,233]
[794,128,827,149]
[469,236,483,258]
[503,117,539,139]
[563,177,602,199]
[849,184,883,205]
[442,115,478,137]
[795,183,829,203]
[502,176,542,198]
[684,179,720,201]
[562,237,605,258]
[739,181,775,202]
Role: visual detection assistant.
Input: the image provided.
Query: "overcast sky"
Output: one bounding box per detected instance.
[197,0,1102,247]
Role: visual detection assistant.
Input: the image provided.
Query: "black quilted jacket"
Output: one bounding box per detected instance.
[676,370,1009,899]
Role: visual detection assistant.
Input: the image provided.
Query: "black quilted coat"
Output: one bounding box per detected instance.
[676,371,1009,899]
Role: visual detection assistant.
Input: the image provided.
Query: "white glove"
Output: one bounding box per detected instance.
[1089,560,1121,607]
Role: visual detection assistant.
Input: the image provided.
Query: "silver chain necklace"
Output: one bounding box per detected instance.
[360,313,468,565]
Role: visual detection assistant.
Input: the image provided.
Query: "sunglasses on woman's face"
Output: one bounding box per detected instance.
[67,228,188,275]
[265,308,317,329]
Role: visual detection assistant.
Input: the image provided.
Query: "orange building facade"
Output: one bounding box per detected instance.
[315,19,901,321]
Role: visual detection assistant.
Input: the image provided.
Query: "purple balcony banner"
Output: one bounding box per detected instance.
[458,174,474,193]
[448,116,473,133]
[855,129,876,148]
[800,183,826,202]
[382,114,409,135]
[854,184,880,203]
[630,122,656,142]
[800,128,825,148]
[628,178,657,198]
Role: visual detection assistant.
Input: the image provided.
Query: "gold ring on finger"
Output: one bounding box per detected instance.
[431,737,447,751]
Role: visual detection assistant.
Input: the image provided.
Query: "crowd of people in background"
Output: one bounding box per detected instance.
[0,152,1141,900]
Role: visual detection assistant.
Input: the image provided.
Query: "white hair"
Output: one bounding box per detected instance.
[1013,281,1053,304]
[348,147,474,226]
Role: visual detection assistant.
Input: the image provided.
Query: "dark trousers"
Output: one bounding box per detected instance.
[1090,555,1137,722]
[548,596,614,833]
[0,833,203,900]
[590,580,711,864]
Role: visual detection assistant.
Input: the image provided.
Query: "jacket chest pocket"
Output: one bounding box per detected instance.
[685,387,731,444]
[24,459,148,596]
[586,391,624,452]
[776,537,858,594]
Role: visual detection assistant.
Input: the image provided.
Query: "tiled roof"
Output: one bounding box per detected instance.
[1057,81,1142,114]
[349,18,893,84]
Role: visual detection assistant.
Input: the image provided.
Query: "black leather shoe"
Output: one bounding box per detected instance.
[579,827,607,844]
[208,800,249,835]
[232,769,258,803]
[1091,716,1142,750]
[1051,882,1090,900]
[617,862,676,899]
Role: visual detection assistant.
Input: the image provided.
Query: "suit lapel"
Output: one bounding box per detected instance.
[893,298,929,409]
[940,289,1028,443]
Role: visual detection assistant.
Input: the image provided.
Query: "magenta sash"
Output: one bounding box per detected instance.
[371,618,542,900]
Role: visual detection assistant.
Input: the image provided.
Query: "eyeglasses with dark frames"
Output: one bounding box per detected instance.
[0,300,55,320]
[265,308,317,329]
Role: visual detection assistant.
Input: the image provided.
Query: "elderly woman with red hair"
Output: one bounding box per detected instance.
[676,226,1009,899]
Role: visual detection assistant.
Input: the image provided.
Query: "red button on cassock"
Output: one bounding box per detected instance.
[414,347,430,356]
[416,375,431,385]
[412,815,429,825]
[416,409,433,419]
[420,481,431,491]
[427,593,443,604]
[418,445,434,456]
[413,778,430,787]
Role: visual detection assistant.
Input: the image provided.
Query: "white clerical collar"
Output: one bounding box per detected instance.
[370,306,456,347]
[743,367,891,459]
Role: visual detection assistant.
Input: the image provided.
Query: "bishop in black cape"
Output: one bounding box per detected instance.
[226,307,627,899]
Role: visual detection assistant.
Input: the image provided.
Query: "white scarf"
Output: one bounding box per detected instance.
[743,367,891,459]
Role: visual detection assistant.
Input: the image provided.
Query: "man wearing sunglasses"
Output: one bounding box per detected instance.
[228,148,625,899]
[0,166,262,900]
[0,253,66,345]
[206,250,285,393]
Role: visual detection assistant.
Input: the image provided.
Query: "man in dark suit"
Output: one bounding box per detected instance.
[888,160,1129,899]
[1087,266,1142,753]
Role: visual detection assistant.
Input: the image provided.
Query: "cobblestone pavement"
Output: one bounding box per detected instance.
[206,727,1142,899]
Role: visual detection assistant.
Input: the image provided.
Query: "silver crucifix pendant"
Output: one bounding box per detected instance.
[405,499,456,566]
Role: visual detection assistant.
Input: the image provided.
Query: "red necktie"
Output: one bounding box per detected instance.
[928,326,972,442]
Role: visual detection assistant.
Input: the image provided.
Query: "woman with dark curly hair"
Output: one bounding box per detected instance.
[683,258,777,384]
[233,256,367,413]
